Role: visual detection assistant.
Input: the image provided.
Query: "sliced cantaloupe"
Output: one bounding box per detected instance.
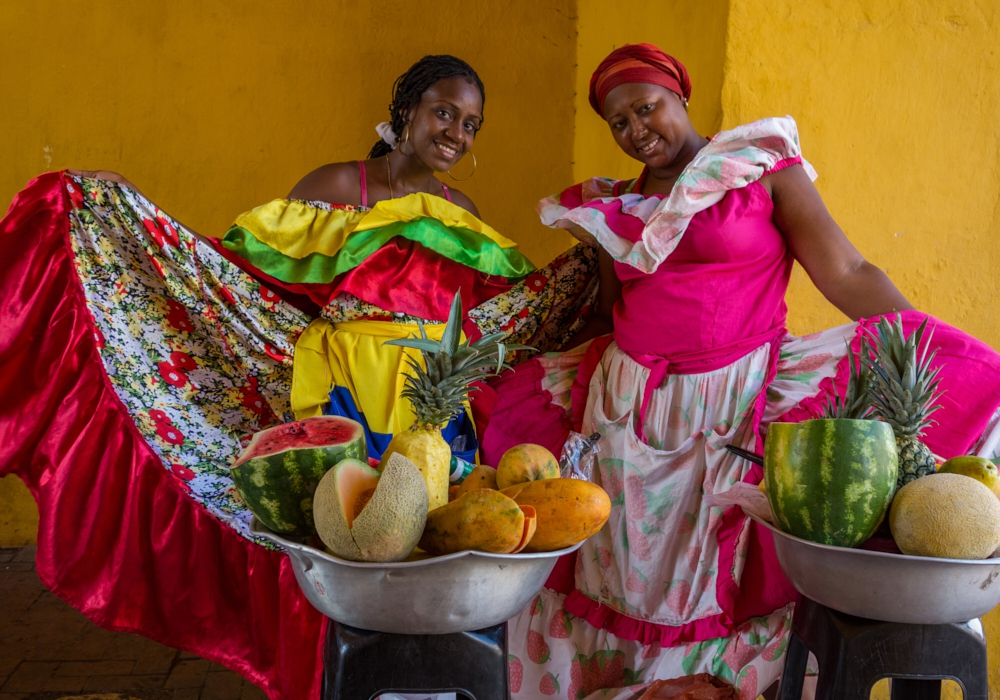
[336,462,379,528]
[314,454,429,562]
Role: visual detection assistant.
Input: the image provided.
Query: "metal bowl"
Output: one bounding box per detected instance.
[749,512,1000,624]
[250,517,582,634]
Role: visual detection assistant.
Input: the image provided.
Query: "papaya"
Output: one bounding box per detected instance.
[500,478,611,552]
[419,489,531,555]
[456,464,498,497]
[496,443,560,489]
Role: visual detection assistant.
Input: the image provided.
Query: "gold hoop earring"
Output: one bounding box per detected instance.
[399,126,410,155]
[448,152,477,182]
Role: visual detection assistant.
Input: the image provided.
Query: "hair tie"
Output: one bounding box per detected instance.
[375,122,398,150]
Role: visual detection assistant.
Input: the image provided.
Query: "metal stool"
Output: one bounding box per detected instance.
[322,620,509,700]
[778,596,987,699]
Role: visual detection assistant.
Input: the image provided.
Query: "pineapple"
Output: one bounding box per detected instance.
[821,337,873,420]
[865,316,944,490]
[382,291,527,511]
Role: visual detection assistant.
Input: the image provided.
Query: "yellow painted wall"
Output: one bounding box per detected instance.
[0,1,579,546]
[0,1,577,266]
[574,0,730,184]
[722,0,1000,347]
[0,476,39,548]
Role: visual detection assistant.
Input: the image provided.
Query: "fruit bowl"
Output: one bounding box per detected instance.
[749,513,1000,624]
[250,516,583,634]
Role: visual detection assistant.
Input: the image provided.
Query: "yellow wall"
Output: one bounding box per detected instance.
[0,1,577,267]
[722,0,1000,345]
[0,476,39,548]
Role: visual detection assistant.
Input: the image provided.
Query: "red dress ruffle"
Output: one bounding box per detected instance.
[0,173,324,700]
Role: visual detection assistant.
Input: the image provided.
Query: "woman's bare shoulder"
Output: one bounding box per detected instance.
[444,186,481,219]
[287,162,362,205]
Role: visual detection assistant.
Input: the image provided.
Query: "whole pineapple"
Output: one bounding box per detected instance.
[382,291,526,511]
[865,316,944,490]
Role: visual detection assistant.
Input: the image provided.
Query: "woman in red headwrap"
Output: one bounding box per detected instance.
[489,44,1000,698]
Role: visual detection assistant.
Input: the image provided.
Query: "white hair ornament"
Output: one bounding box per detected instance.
[375,122,398,150]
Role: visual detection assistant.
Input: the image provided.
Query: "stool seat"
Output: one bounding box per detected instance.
[779,596,987,700]
[322,620,509,700]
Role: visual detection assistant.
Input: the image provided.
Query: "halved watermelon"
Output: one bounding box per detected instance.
[231,416,367,535]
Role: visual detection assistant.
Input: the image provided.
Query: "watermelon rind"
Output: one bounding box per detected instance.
[764,418,897,548]
[230,416,367,535]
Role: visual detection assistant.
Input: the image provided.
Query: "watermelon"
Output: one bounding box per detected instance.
[764,418,897,548]
[230,416,367,535]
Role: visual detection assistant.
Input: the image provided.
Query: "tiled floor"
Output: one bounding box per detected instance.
[0,547,267,700]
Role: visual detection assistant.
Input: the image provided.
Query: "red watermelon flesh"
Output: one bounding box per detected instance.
[230,416,368,535]
[232,416,363,466]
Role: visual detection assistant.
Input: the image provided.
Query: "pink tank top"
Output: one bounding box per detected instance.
[358,161,452,208]
[613,158,800,364]
[611,158,800,435]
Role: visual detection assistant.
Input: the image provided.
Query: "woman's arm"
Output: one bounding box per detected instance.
[560,245,621,350]
[768,164,914,320]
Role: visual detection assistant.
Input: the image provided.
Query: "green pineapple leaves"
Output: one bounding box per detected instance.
[384,291,532,426]
[822,337,874,420]
[821,316,944,438]
[865,315,944,439]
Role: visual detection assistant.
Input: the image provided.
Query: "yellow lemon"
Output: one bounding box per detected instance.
[938,455,999,493]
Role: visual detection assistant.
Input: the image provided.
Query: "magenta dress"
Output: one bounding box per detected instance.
[491,117,1000,699]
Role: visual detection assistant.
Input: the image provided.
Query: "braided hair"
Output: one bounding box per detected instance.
[368,55,486,159]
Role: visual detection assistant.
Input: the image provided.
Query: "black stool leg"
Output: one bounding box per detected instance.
[890,678,942,700]
[777,633,808,700]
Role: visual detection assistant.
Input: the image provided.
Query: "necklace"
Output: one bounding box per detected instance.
[385,154,393,200]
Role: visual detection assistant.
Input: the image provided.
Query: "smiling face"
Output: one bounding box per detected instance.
[602,82,694,170]
[404,75,484,172]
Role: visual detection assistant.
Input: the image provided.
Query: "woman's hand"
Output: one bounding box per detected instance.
[560,247,621,350]
[768,164,914,320]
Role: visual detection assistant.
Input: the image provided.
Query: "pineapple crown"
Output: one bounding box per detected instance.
[821,337,874,420]
[865,315,944,439]
[384,291,530,428]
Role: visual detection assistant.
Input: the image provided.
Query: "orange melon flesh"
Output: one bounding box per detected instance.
[507,505,537,554]
[336,462,379,528]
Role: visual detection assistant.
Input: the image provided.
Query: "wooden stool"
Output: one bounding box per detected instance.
[322,620,508,700]
[778,596,987,699]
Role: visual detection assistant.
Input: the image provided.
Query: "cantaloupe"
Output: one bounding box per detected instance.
[313,453,428,562]
[889,472,1000,560]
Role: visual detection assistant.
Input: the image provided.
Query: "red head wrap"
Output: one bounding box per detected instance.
[588,43,692,116]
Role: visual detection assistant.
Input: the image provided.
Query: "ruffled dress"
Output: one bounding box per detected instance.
[0,173,595,700]
[490,118,1000,699]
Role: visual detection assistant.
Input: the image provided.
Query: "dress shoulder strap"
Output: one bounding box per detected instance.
[358,161,368,208]
[440,182,453,203]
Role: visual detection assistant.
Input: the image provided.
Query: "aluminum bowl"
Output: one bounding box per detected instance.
[749,512,1000,624]
[250,517,582,634]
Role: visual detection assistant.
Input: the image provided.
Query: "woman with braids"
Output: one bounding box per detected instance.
[0,55,594,700]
